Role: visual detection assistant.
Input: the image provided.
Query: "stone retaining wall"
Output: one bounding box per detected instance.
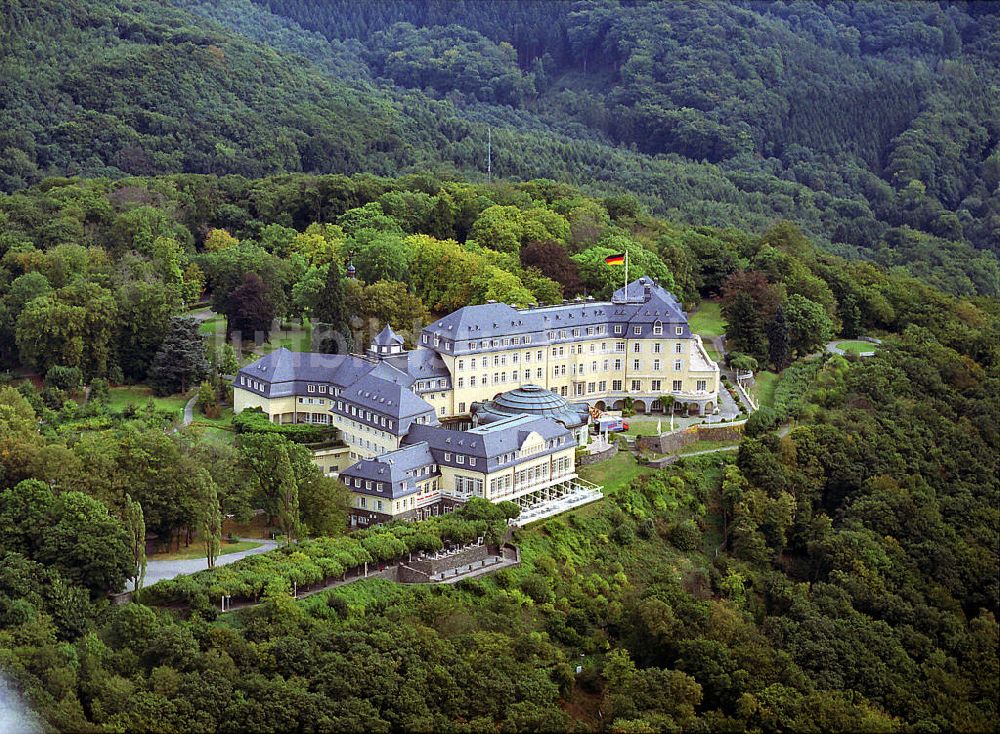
[403,544,494,577]
[637,421,745,454]
[579,443,618,466]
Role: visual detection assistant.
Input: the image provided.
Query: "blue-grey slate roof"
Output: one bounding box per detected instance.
[404,414,571,473]
[372,324,404,347]
[421,279,691,351]
[339,442,437,500]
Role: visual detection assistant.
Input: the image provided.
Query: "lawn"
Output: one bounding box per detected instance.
[753,370,779,408]
[189,406,234,427]
[106,386,191,420]
[578,450,652,496]
[623,417,668,437]
[149,540,262,562]
[834,339,876,354]
[677,438,740,456]
[688,301,726,338]
[197,314,226,338]
[185,423,237,447]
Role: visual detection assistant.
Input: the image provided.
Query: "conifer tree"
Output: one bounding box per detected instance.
[314,261,352,353]
[766,305,790,370]
[123,494,146,591]
[148,317,209,395]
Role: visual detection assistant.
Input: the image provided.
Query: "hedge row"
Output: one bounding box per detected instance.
[232,407,336,443]
[135,499,519,609]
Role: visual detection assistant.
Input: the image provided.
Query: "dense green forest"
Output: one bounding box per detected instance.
[1,0,998,295]
[0,170,997,731]
[0,1,998,730]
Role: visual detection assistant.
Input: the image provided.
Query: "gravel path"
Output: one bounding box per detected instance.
[133,538,281,590]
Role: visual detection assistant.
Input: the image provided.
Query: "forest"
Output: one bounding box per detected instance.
[0,0,998,731]
[0,170,997,732]
[1,0,998,296]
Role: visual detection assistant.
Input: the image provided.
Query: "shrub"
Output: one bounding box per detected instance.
[233,407,332,443]
[745,405,782,436]
[44,365,83,391]
[520,573,554,604]
[667,519,701,551]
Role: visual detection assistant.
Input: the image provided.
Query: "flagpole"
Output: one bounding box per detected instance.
[624,250,629,301]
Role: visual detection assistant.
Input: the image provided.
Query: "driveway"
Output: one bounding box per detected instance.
[133,538,281,590]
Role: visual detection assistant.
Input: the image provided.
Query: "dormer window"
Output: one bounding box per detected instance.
[307,384,315,393]
[676,326,683,335]
[653,321,663,335]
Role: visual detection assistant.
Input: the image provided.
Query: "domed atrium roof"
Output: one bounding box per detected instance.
[471,384,590,429]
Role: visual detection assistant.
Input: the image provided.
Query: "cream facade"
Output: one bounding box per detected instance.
[339,415,582,527]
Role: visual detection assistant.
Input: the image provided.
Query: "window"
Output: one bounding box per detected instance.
[675,342,683,353]
[614,325,623,334]
[633,326,641,335]
[676,327,683,335]
[458,359,464,370]
[674,360,682,370]
[653,322,663,335]
[599,380,607,391]
[633,359,640,370]
[470,457,477,467]
[307,384,315,393]
[470,376,477,387]
[458,402,466,413]
[456,455,465,465]
[653,342,662,354]
[673,380,683,391]
[631,379,641,391]
[422,335,428,344]
[615,341,626,353]
[612,379,623,391]
[653,359,660,371]
[359,497,366,508]
[651,379,661,391]
[444,452,451,462]
[633,342,641,353]
[614,359,622,370]
[697,380,707,391]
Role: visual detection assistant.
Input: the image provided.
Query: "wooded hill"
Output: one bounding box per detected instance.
[1,0,998,295]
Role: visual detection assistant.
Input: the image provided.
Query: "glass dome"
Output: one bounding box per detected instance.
[472,384,590,429]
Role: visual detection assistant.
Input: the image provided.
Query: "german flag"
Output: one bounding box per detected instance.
[604,253,626,266]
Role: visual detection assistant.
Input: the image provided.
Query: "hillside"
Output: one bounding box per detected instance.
[0,0,997,296]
